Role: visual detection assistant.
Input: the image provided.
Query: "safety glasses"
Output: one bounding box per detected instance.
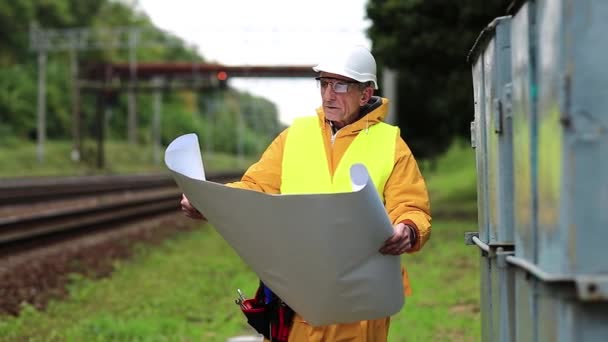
[315,77,359,94]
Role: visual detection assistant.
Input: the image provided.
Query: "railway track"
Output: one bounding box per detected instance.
[0,172,242,205]
[0,171,242,250]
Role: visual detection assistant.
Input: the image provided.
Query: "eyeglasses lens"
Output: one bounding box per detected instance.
[317,79,349,93]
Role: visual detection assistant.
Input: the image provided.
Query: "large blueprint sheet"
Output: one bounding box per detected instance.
[164,134,404,326]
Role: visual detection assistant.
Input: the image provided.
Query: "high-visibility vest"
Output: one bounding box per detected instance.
[281,116,398,203]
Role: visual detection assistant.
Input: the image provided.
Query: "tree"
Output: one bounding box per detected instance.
[0,0,284,153]
[366,0,509,161]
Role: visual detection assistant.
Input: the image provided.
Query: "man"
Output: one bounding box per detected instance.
[181,45,431,341]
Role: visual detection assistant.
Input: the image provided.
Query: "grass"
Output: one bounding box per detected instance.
[422,141,478,218]
[0,139,481,341]
[0,226,260,342]
[0,140,255,178]
[0,219,480,342]
[389,220,480,342]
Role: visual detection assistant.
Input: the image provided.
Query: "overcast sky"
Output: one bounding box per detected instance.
[138,0,372,124]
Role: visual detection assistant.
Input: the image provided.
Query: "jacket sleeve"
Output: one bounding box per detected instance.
[225,128,289,194]
[384,132,432,253]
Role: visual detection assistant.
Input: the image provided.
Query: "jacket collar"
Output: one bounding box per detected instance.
[316,96,389,135]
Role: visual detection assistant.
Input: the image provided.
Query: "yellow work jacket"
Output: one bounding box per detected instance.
[228,97,431,341]
[280,114,396,201]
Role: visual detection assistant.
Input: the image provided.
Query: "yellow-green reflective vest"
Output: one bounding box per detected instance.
[281,116,397,203]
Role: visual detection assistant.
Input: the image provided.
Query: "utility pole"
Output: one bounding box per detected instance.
[29,24,179,165]
[95,91,105,169]
[36,50,47,163]
[152,77,163,164]
[382,68,398,126]
[70,47,81,161]
[127,29,139,144]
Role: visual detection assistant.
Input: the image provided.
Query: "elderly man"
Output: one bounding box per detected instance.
[181,45,431,341]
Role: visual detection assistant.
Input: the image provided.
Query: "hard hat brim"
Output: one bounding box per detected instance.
[313,64,378,89]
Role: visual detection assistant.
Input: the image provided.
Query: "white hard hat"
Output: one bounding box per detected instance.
[313,45,378,89]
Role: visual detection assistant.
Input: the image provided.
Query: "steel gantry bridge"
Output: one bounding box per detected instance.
[31,25,398,167]
[86,63,317,80]
[29,24,317,165]
[78,62,317,168]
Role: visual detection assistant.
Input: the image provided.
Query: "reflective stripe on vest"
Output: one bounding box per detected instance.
[281,116,397,203]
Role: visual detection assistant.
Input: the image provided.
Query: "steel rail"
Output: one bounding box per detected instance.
[0,189,182,245]
[0,171,243,205]
[0,172,242,246]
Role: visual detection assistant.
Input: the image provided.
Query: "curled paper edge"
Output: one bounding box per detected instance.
[164,133,206,181]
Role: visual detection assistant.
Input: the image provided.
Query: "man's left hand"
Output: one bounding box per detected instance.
[379,223,415,255]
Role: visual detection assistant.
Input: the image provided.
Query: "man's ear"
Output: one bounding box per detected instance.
[359,87,374,105]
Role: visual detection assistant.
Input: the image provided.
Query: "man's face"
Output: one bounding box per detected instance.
[318,72,371,127]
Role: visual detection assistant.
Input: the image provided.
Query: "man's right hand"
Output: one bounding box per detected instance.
[180,194,206,220]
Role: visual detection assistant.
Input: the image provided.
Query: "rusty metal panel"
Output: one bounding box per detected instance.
[491,253,516,342]
[483,39,499,244]
[510,0,537,264]
[471,16,514,246]
[469,15,516,342]
[536,0,608,275]
[514,270,537,342]
[535,0,562,275]
[483,17,514,245]
[470,17,513,341]
[536,282,608,342]
[480,255,493,341]
[481,17,517,342]
[471,0,608,340]
[499,265,516,342]
[510,3,540,341]
[472,57,490,243]
[493,20,515,246]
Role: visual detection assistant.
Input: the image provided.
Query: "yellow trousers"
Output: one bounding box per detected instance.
[264,314,390,342]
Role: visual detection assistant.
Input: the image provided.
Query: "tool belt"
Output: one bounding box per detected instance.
[237,282,295,342]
